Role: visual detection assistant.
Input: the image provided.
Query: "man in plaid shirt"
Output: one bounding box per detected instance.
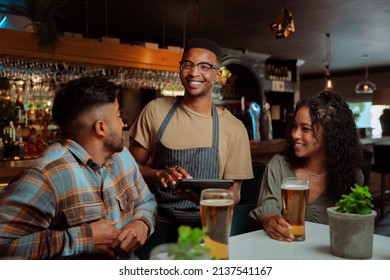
[0,77,157,259]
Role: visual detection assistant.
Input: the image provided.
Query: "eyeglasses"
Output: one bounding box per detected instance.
[179,61,220,74]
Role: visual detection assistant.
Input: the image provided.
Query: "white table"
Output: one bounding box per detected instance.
[229,222,390,259]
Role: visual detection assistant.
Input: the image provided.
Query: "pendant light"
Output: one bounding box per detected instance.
[355,55,376,94]
[323,33,333,90]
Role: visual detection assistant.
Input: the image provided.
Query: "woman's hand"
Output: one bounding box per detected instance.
[260,214,295,242]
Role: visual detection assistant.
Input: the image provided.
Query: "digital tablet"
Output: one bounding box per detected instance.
[174,179,234,193]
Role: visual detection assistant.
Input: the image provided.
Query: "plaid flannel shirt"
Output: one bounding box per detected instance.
[0,139,157,259]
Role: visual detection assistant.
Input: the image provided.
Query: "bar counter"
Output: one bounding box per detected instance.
[250,139,285,163]
[0,159,36,182]
[1,135,390,181]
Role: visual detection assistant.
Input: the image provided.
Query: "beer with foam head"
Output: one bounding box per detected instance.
[200,189,234,259]
[281,178,309,241]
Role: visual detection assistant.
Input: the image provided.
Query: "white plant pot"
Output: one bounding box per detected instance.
[327,206,377,259]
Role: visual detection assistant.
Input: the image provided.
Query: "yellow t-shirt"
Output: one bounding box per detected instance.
[129,97,253,180]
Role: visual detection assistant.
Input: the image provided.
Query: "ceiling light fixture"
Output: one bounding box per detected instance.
[355,55,376,94]
[323,33,333,90]
[270,1,295,39]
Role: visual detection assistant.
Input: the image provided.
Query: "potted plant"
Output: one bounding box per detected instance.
[1,0,68,50]
[149,226,211,260]
[327,184,376,259]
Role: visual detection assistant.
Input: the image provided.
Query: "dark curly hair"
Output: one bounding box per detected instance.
[281,90,366,198]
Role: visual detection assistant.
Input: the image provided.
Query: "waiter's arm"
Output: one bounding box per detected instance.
[230,180,242,206]
[130,140,187,187]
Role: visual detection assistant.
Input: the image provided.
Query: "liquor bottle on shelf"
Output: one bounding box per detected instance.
[285,66,292,81]
[17,137,25,159]
[0,137,4,160]
[3,121,16,144]
[240,97,253,140]
[264,102,273,140]
[266,61,294,82]
[10,121,16,144]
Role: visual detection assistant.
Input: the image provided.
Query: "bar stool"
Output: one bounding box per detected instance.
[370,142,390,217]
[363,149,373,186]
[230,204,258,236]
[239,162,266,205]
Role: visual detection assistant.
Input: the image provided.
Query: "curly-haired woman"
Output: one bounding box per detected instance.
[250,90,366,241]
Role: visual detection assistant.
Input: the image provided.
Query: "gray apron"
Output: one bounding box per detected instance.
[135,97,221,258]
[152,97,220,221]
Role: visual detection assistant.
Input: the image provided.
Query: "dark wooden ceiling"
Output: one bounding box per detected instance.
[4,0,390,76]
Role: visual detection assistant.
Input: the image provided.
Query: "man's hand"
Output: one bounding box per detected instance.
[110,220,149,256]
[90,219,121,258]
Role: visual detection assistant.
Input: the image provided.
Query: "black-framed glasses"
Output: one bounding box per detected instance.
[179,61,220,74]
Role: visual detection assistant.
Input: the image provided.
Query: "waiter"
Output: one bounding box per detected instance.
[129,38,253,258]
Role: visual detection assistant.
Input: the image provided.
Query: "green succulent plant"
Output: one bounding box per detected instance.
[336,184,374,215]
[0,0,68,50]
[169,225,210,260]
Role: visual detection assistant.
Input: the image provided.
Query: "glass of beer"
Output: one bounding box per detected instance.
[281,177,309,241]
[200,188,234,260]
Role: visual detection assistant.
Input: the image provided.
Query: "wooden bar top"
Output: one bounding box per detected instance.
[0,159,36,179]
[250,139,285,163]
[1,136,390,179]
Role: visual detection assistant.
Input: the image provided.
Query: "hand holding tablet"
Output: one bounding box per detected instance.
[174,179,234,194]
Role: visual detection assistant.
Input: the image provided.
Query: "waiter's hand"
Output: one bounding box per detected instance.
[156,165,192,188]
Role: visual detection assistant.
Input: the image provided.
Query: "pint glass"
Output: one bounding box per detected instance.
[281,177,309,241]
[200,188,234,259]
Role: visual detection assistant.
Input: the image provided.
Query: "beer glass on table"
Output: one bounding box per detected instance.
[281,177,309,241]
[200,188,234,260]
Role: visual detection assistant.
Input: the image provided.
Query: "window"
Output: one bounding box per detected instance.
[348,102,389,137]
[371,105,389,136]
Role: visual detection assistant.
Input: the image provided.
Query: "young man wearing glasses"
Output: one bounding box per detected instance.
[129,38,253,258]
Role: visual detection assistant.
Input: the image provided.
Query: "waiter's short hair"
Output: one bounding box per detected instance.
[184,38,223,64]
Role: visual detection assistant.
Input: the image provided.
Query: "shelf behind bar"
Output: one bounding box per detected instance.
[0,29,182,72]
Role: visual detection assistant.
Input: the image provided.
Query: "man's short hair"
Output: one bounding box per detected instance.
[52,76,119,130]
[184,38,223,64]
